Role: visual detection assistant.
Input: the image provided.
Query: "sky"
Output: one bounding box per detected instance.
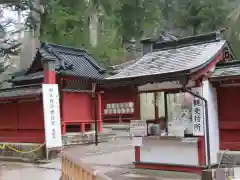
[1,7,28,41]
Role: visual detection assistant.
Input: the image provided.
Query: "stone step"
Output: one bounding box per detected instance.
[62,132,117,146]
[103,123,130,131]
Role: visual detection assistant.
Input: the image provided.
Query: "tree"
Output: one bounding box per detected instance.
[39,0,165,65]
[4,0,238,67]
[116,0,164,43]
[225,1,240,57]
[165,0,230,36]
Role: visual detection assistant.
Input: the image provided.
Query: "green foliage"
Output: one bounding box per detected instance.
[17,0,240,62]
[116,0,164,42]
[38,0,164,66]
[170,0,230,35]
[40,0,88,47]
[226,3,240,58]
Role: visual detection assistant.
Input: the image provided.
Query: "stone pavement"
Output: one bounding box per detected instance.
[0,162,61,180]
[0,138,201,180]
[63,139,201,180]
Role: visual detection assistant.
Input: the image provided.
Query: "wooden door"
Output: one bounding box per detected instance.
[218,86,240,150]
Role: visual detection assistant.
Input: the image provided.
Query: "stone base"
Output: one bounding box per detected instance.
[202,168,234,180]
[0,143,46,162]
[62,132,116,146]
[217,151,240,167]
[103,123,130,131]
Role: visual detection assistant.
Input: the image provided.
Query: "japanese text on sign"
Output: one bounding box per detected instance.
[42,84,62,148]
[130,120,147,137]
[191,87,204,136]
[49,88,56,139]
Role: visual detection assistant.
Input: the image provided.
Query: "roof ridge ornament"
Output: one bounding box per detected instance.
[216,28,225,41]
[216,30,222,41]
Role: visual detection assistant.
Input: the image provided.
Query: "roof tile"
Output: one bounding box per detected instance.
[107,40,226,80]
[211,61,240,78]
[0,87,41,98]
[12,42,105,82]
[12,71,43,82]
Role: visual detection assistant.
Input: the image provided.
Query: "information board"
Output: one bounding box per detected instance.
[130,120,147,137]
[42,84,62,149]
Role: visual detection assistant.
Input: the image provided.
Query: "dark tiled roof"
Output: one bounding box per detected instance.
[0,86,41,99]
[40,42,105,79]
[12,42,105,82]
[141,31,179,44]
[210,61,240,79]
[110,60,138,74]
[107,40,226,80]
[12,71,43,82]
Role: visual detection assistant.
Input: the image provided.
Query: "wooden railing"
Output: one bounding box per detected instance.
[61,152,112,180]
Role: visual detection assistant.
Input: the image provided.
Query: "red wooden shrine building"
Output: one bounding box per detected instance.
[0,32,179,145]
[0,42,110,143]
[1,30,240,174]
[103,31,240,174]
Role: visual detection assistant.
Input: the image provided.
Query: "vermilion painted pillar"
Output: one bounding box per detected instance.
[197,137,206,166]
[81,123,85,133]
[62,123,66,135]
[135,146,140,162]
[42,58,58,148]
[154,92,159,122]
[42,58,56,84]
[135,93,141,119]
[98,93,102,133]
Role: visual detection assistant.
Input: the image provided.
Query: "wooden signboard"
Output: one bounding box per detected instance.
[130,120,147,137]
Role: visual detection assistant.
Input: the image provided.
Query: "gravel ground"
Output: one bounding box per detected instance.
[0,129,201,180]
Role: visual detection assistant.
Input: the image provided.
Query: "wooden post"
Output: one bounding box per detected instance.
[62,123,66,135]
[98,93,102,133]
[154,92,159,123]
[42,58,56,84]
[81,123,85,133]
[135,146,140,162]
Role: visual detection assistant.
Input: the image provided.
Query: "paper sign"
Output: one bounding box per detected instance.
[130,120,147,137]
[191,87,204,136]
[42,84,62,148]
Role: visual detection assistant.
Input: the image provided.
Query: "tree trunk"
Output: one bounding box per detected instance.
[89,9,98,47]
[19,0,40,71]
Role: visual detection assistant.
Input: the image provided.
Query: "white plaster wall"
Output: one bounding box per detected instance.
[202,79,220,165]
[140,139,198,165]
[140,93,155,120]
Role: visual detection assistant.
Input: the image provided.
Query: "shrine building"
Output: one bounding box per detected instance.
[0,42,108,144]
[102,30,239,175]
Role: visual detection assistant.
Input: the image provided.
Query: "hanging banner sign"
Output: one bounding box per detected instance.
[42,84,62,148]
[191,87,204,136]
